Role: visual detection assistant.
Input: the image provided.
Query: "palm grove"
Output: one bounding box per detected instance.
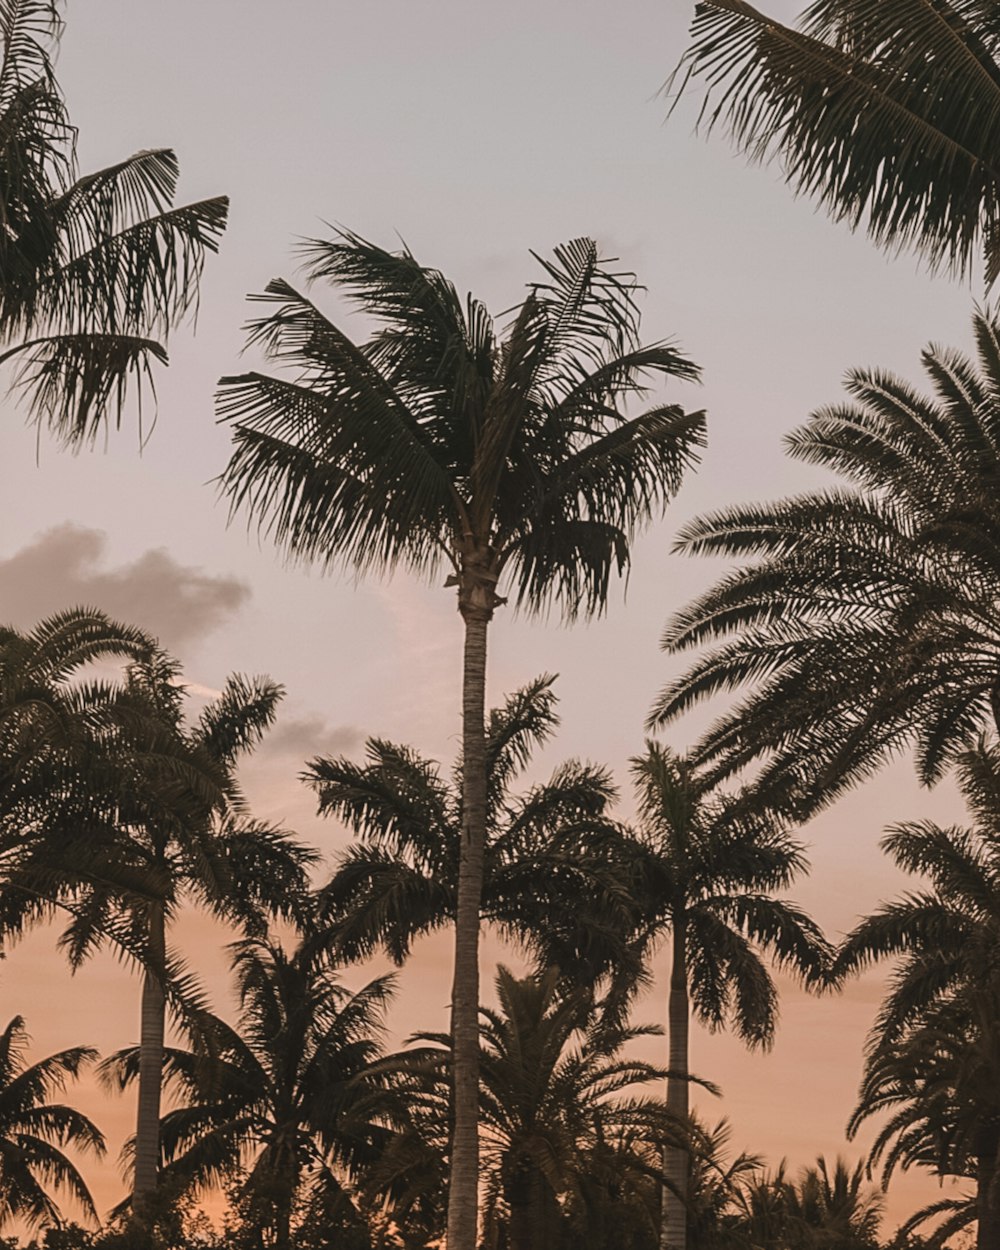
[1,0,999,1248]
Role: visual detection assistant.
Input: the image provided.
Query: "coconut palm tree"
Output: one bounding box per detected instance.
[626,743,829,1250]
[102,931,400,1250]
[835,740,1000,1248]
[216,229,705,1250]
[671,0,1000,285]
[652,312,1000,816]
[389,965,678,1250]
[0,607,157,945]
[0,1015,105,1231]
[4,647,316,1224]
[312,675,641,994]
[0,0,227,444]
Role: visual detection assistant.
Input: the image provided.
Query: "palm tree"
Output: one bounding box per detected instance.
[670,0,1000,285]
[652,312,1000,815]
[835,740,1000,1248]
[0,607,156,944]
[0,1015,105,1231]
[847,996,981,1250]
[102,931,400,1250]
[716,1156,882,1250]
[216,229,705,1250]
[781,1157,883,1249]
[627,743,829,1250]
[0,0,227,444]
[390,965,677,1250]
[4,647,316,1224]
[312,675,642,994]
[682,1120,762,1250]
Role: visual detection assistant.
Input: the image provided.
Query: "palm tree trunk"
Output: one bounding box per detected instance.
[977,1142,1000,1250]
[661,914,689,1250]
[132,899,166,1222]
[508,1162,558,1250]
[447,591,492,1250]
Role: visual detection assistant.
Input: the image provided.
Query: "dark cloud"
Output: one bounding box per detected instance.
[0,524,251,647]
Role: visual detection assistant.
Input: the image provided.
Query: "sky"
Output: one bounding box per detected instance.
[0,0,984,1236]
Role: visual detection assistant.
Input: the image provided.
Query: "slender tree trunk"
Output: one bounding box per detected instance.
[977,1142,1000,1250]
[132,899,166,1223]
[446,581,493,1250]
[274,1188,292,1250]
[661,914,689,1250]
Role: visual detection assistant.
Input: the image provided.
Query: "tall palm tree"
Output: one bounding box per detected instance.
[390,965,676,1250]
[0,1015,105,1231]
[835,739,1000,1249]
[653,312,1000,815]
[312,675,641,993]
[627,743,829,1250]
[4,648,316,1224]
[102,931,400,1250]
[216,230,705,1250]
[0,0,227,444]
[671,0,1000,285]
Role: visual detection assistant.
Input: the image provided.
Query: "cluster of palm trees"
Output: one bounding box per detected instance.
[0,609,984,1250]
[5,0,1000,1247]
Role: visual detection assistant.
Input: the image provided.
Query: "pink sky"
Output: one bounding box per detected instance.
[0,0,983,1237]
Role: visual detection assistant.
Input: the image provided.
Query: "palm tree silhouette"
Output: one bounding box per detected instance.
[653,312,1000,816]
[0,1,227,445]
[626,743,829,1250]
[671,0,1000,284]
[216,229,704,1250]
[103,931,400,1250]
[5,647,315,1223]
[0,1016,105,1231]
[313,675,641,992]
[388,965,677,1250]
[837,740,1000,1248]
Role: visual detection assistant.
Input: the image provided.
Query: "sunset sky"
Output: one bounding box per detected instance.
[0,0,982,1234]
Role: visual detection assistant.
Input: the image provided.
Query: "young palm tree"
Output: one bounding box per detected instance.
[102,932,400,1250]
[391,965,677,1250]
[627,743,829,1250]
[719,1156,882,1250]
[835,740,1000,1248]
[216,230,705,1250]
[0,0,227,444]
[4,648,316,1223]
[671,0,1000,284]
[312,676,641,993]
[674,1120,761,1250]
[0,1016,105,1231]
[782,1158,883,1248]
[653,312,1000,815]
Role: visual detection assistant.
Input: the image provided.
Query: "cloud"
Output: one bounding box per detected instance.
[264,713,363,761]
[0,524,251,648]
